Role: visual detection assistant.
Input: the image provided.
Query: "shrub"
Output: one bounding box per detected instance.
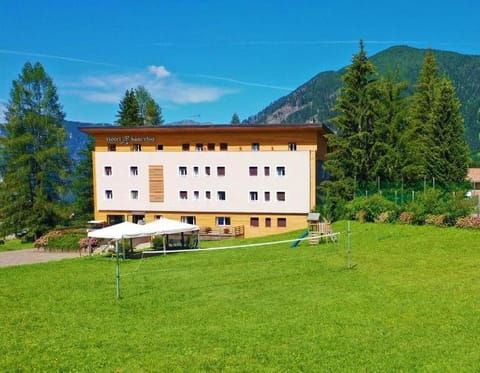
[355,210,366,223]
[152,236,163,250]
[375,211,393,223]
[346,194,397,222]
[456,216,480,229]
[78,237,98,250]
[33,229,86,251]
[399,212,415,224]
[425,214,447,227]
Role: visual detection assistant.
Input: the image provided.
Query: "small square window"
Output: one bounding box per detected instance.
[193,166,199,176]
[196,143,203,151]
[104,166,112,176]
[277,191,286,201]
[249,191,258,201]
[205,166,211,176]
[249,166,258,176]
[157,144,164,151]
[265,217,271,227]
[108,144,116,152]
[205,191,211,200]
[193,191,200,200]
[264,166,270,176]
[179,166,187,176]
[217,166,225,176]
[250,217,259,227]
[179,191,188,200]
[105,190,113,199]
[181,216,196,224]
[131,190,138,200]
[182,143,190,151]
[217,191,226,200]
[130,166,138,176]
[288,142,297,151]
[207,143,215,151]
[264,191,270,201]
[276,166,286,176]
[220,143,228,151]
[252,143,260,151]
[277,218,287,228]
[133,144,142,152]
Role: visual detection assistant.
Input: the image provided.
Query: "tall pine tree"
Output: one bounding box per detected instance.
[71,136,94,222]
[0,62,71,239]
[325,40,378,183]
[116,89,141,126]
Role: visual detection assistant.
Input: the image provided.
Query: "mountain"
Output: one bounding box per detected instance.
[244,46,480,152]
[63,120,113,160]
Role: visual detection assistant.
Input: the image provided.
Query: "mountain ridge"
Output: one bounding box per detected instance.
[244,45,480,151]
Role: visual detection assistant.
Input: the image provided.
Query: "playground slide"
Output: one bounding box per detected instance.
[290,230,309,248]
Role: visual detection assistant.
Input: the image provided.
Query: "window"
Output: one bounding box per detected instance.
[179,166,187,176]
[196,143,203,151]
[133,144,142,152]
[179,191,188,200]
[155,215,163,220]
[105,190,113,199]
[205,166,211,176]
[182,143,190,151]
[181,216,196,224]
[249,166,258,176]
[205,191,211,200]
[217,191,226,200]
[157,144,164,151]
[264,191,270,201]
[220,143,228,151]
[252,143,260,151]
[249,191,258,201]
[104,166,112,176]
[130,190,138,200]
[265,217,271,227]
[276,166,286,176]
[288,142,297,151]
[130,166,138,176]
[193,166,199,176]
[277,218,287,228]
[217,166,225,176]
[277,191,286,201]
[193,191,200,200]
[264,166,270,176]
[108,144,116,152]
[250,217,259,227]
[207,143,215,151]
[216,216,231,226]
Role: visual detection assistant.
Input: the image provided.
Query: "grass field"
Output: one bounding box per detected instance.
[0,238,33,252]
[1,222,479,371]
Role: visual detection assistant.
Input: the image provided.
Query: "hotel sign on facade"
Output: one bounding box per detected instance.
[106,135,156,145]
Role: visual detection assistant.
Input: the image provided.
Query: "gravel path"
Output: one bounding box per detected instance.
[0,248,81,268]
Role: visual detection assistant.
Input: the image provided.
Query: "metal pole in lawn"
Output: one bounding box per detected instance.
[115,240,121,299]
[347,220,351,269]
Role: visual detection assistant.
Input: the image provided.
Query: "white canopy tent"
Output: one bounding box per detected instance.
[87,221,146,241]
[127,217,200,237]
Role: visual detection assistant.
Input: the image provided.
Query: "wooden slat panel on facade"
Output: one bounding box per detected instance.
[149,165,164,202]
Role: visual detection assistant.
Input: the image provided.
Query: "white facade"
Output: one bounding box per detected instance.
[95,150,311,214]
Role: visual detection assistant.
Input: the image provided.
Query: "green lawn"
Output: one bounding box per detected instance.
[0,238,33,252]
[1,222,479,371]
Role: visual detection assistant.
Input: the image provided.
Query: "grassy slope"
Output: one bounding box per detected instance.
[0,239,33,252]
[0,222,479,371]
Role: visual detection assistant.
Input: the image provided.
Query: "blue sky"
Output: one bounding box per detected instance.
[1,0,479,124]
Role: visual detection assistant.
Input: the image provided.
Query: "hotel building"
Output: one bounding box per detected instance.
[80,124,330,237]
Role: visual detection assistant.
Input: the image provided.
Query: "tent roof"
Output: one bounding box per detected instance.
[87,218,199,240]
[127,217,199,237]
[87,221,145,240]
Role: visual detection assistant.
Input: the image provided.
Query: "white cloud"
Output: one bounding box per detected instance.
[148,65,171,78]
[63,66,235,105]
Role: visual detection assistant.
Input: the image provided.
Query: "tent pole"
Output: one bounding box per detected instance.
[115,240,121,299]
[163,234,166,256]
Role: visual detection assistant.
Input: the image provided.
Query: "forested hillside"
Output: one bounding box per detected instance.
[245,46,480,152]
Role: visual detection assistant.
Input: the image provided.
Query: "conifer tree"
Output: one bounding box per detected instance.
[430,76,468,182]
[116,89,141,126]
[135,86,163,125]
[0,62,71,239]
[325,40,378,183]
[231,113,241,124]
[71,136,94,222]
[402,49,439,181]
